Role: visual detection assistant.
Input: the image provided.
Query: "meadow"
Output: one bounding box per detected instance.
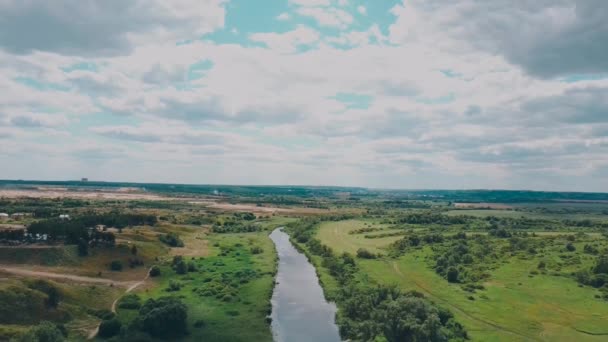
[312,215,608,341]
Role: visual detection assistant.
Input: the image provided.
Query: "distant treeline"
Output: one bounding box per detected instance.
[2,213,157,244]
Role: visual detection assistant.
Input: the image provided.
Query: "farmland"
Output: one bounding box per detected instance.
[2,181,608,341]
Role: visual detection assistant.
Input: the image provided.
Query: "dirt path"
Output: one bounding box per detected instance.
[0,266,135,287]
[390,261,539,341]
[87,269,151,340]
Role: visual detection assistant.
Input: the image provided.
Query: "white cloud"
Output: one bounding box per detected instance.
[295,6,353,28]
[277,12,291,21]
[357,6,366,15]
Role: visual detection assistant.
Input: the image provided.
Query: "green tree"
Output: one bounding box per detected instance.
[77,239,88,257]
[136,297,188,338]
[446,267,459,283]
[149,265,161,277]
[17,321,64,342]
[98,318,121,338]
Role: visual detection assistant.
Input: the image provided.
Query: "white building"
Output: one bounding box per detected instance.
[0,213,8,220]
[59,214,71,220]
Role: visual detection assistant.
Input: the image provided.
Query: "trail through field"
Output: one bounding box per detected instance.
[390,261,540,341]
[0,265,135,287]
[87,268,151,339]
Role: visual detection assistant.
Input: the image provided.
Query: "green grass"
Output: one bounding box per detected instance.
[315,220,608,342]
[117,231,276,342]
[317,219,401,254]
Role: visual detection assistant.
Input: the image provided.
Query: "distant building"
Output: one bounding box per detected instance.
[81,178,88,182]
[59,214,71,220]
[11,213,25,220]
[0,213,8,220]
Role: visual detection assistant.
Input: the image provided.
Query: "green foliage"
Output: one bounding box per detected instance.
[133,297,188,339]
[356,248,377,259]
[15,321,64,342]
[250,246,264,254]
[149,265,161,277]
[98,318,122,338]
[159,232,184,247]
[109,260,123,271]
[336,285,467,342]
[118,294,141,310]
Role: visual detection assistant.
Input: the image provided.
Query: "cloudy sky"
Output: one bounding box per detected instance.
[1,0,607,191]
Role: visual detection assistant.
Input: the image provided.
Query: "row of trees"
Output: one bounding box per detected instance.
[286,219,468,341]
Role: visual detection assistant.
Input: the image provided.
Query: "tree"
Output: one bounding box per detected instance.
[98,318,122,338]
[77,239,88,257]
[149,265,161,277]
[593,255,608,274]
[17,321,64,342]
[174,260,187,275]
[131,244,138,256]
[110,260,123,271]
[136,297,188,338]
[45,286,60,309]
[566,243,576,252]
[446,267,459,283]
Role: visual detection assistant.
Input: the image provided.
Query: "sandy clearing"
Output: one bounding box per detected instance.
[0,189,175,201]
[0,265,136,287]
[454,202,513,209]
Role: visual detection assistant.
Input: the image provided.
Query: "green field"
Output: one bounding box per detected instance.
[315,219,608,342]
[115,231,275,342]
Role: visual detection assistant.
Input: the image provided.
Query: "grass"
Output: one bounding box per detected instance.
[315,220,608,342]
[116,231,276,342]
[317,219,401,254]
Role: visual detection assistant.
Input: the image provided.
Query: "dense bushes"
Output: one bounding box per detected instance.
[24,212,156,245]
[337,285,468,342]
[356,248,377,259]
[15,321,65,342]
[159,232,184,247]
[133,297,188,338]
[149,265,161,277]
[118,294,141,310]
[98,318,122,338]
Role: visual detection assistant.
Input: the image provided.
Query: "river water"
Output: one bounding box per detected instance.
[269,228,341,342]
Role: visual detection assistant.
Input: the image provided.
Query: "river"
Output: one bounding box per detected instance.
[269,228,341,342]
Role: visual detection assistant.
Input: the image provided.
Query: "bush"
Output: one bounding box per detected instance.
[187,262,197,272]
[118,294,141,310]
[16,321,64,342]
[98,318,122,338]
[167,280,182,292]
[566,243,576,252]
[149,265,161,277]
[110,260,123,271]
[135,297,188,338]
[159,233,184,247]
[356,248,376,259]
[250,246,263,254]
[446,267,459,283]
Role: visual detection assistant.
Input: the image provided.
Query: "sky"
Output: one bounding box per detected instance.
[1,0,608,191]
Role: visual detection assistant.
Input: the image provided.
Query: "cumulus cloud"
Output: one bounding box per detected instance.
[0,0,226,56]
[0,0,607,190]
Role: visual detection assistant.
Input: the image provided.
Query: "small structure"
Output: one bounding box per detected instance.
[11,213,25,220]
[0,213,8,220]
[81,178,88,182]
[59,214,71,220]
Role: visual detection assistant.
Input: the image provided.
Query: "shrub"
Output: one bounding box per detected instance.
[135,297,188,338]
[159,233,184,247]
[250,246,263,254]
[118,294,141,310]
[98,318,122,338]
[356,248,376,259]
[149,265,161,277]
[566,243,576,252]
[110,260,123,271]
[446,267,459,283]
[187,262,197,272]
[16,321,64,342]
[167,280,182,292]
